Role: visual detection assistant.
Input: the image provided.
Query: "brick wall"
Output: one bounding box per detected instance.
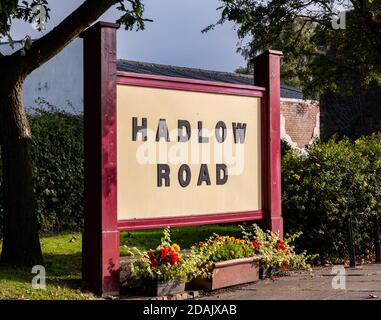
[280,99,320,149]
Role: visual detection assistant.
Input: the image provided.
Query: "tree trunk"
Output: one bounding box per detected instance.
[0,76,42,266]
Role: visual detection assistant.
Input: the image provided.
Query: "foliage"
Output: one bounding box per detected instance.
[240,224,315,272]
[0,105,84,236]
[29,104,84,233]
[282,134,381,261]
[0,0,50,40]
[0,1,149,45]
[208,0,381,98]
[128,228,206,282]
[281,139,292,157]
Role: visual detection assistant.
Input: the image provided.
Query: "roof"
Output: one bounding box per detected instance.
[117,59,304,100]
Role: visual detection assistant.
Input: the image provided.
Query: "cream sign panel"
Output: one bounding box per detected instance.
[117,85,262,220]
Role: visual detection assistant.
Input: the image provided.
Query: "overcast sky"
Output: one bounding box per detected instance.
[6,0,246,72]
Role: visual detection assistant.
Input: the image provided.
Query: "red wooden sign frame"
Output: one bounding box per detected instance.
[81,22,283,296]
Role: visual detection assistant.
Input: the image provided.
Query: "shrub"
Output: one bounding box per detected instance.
[282,134,381,262]
[0,105,84,236]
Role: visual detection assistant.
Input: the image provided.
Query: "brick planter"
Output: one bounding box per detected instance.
[187,256,260,291]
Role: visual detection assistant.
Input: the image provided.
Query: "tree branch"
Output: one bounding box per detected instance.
[15,0,119,76]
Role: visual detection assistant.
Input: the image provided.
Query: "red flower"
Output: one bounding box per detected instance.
[251,240,263,248]
[282,261,289,269]
[150,258,158,267]
[277,239,286,251]
[285,251,289,256]
[160,247,170,259]
[168,252,180,265]
[147,251,159,267]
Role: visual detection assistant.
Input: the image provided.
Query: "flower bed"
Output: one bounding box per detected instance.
[127,225,316,295]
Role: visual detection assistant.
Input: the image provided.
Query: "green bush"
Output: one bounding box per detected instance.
[282,135,381,262]
[0,106,84,236]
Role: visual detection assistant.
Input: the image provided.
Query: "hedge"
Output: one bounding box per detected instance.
[0,107,84,236]
[282,135,381,262]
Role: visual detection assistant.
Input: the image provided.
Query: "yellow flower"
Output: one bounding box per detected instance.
[315,163,321,168]
[172,243,180,251]
[229,236,235,241]
[355,139,362,145]
[363,181,369,188]
[240,240,246,245]
[230,250,235,256]
[293,173,301,181]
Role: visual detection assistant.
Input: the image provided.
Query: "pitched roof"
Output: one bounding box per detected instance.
[117,59,304,100]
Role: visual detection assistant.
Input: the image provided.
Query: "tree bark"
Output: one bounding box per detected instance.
[0,73,42,266]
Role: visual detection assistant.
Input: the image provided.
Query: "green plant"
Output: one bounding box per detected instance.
[240,224,316,272]
[0,104,84,236]
[128,228,205,282]
[30,104,84,233]
[282,134,381,262]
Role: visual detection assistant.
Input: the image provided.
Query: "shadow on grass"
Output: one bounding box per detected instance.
[0,252,84,290]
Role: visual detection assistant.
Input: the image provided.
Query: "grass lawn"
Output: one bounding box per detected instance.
[0,233,97,300]
[0,224,242,300]
[119,223,243,255]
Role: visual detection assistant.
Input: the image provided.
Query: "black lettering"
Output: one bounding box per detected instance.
[216,164,228,185]
[198,121,209,143]
[178,120,191,142]
[156,119,170,142]
[132,117,147,141]
[157,164,170,187]
[197,164,211,186]
[178,164,191,188]
[215,121,227,143]
[232,122,247,144]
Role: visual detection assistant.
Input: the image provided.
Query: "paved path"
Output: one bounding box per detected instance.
[196,264,381,300]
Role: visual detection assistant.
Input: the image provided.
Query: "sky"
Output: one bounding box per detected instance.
[6,0,247,72]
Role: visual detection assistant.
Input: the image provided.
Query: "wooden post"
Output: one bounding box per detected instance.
[81,22,120,295]
[253,50,284,238]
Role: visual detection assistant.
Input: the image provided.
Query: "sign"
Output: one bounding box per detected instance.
[81,22,283,295]
[117,85,262,221]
